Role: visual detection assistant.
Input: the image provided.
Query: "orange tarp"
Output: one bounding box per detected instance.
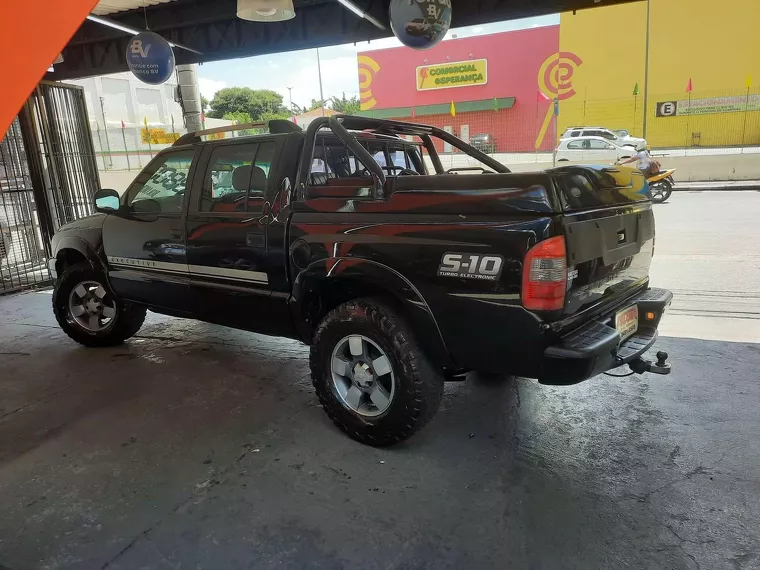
[0,0,99,137]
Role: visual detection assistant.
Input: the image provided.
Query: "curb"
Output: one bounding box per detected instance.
[673,185,760,192]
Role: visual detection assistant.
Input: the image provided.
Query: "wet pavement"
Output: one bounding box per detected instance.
[1,192,760,569]
[1,290,759,570]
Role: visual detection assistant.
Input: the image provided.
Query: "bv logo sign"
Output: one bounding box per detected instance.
[130,39,152,58]
[125,31,175,85]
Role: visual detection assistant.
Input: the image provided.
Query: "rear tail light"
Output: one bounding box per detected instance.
[522,236,567,311]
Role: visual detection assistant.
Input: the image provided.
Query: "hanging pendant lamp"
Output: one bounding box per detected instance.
[237,0,295,22]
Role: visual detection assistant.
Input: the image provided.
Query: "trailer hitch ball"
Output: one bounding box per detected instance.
[629,351,671,376]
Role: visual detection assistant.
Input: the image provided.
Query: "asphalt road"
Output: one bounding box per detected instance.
[0,192,759,570]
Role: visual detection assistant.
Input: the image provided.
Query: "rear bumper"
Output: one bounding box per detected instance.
[538,287,673,385]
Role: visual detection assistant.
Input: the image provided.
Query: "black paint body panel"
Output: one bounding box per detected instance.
[49,117,666,384]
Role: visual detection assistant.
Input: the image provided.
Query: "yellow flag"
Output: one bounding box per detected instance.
[450,100,456,117]
[746,75,753,89]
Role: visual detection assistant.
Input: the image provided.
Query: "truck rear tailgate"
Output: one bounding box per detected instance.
[551,165,654,320]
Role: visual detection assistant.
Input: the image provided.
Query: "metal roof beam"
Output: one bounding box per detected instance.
[47,0,642,80]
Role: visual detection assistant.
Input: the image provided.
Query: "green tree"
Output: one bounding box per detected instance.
[208,87,287,120]
[222,111,258,135]
[329,93,361,115]
[222,111,253,124]
[260,110,293,123]
[307,98,327,112]
[201,95,210,112]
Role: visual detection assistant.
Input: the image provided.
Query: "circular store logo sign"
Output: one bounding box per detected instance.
[126,32,176,85]
[389,0,452,50]
[656,101,678,117]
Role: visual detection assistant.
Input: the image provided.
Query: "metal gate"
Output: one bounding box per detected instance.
[1,81,99,294]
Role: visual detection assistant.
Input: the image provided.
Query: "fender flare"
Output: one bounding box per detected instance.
[53,236,108,275]
[291,258,454,368]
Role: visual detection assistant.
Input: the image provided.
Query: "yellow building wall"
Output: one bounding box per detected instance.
[558,0,760,147]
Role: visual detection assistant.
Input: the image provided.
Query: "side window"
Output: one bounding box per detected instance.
[390,149,408,169]
[252,141,275,181]
[370,146,388,167]
[566,140,584,149]
[198,141,274,214]
[199,143,256,213]
[307,140,374,199]
[589,139,611,149]
[570,130,581,137]
[599,130,616,140]
[405,144,425,173]
[126,149,194,214]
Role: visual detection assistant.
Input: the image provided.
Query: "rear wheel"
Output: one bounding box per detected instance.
[53,261,146,347]
[651,179,673,203]
[310,298,444,446]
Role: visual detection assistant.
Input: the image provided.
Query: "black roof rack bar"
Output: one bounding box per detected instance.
[174,121,267,146]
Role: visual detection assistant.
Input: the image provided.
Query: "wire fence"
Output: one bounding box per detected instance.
[373,87,760,157]
[92,119,242,171]
[89,87,760,174]
[92,124,183,171]
[562,87,760,149]
[0,118,48,294]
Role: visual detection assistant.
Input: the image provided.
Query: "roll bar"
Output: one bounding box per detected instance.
[294,114,511,201]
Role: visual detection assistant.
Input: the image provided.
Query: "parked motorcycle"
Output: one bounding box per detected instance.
[615,158,675,204]
[647,168,676,204]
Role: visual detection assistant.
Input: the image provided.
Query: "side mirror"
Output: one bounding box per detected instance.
[94,188,120,213]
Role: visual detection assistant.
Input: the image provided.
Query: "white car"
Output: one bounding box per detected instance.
[555,136,637,163]
[561,126,645,149]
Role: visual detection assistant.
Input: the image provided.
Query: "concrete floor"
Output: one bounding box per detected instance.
[1,192,759,570]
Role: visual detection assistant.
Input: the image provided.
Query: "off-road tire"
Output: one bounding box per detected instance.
[651,179,673,203]
[310,298,444,446]
[52,261,146,347]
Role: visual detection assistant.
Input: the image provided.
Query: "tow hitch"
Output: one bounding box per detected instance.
[629,351,671,375]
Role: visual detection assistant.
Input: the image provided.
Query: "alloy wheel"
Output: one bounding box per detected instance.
[330,335,396,417]
[68,280,117,332]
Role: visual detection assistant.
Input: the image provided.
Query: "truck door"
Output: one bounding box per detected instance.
[184,138,290,336]
[102,147,197,312]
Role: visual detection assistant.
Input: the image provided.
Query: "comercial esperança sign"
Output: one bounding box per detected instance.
[416,59,487,91]
[656,94,760,117]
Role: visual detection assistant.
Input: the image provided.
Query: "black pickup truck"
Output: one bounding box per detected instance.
[48,116,672,446]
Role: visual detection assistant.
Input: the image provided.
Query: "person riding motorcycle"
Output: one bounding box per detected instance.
[619,143,660,177]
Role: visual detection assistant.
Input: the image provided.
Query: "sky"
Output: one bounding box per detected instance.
[196,14,560,110]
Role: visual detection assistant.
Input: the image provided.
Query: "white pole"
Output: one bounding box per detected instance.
[317,48,325,117]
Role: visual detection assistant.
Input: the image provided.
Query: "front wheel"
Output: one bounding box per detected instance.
[310,298,444,446]
[651,179,673,203]
[52,261,146,347]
